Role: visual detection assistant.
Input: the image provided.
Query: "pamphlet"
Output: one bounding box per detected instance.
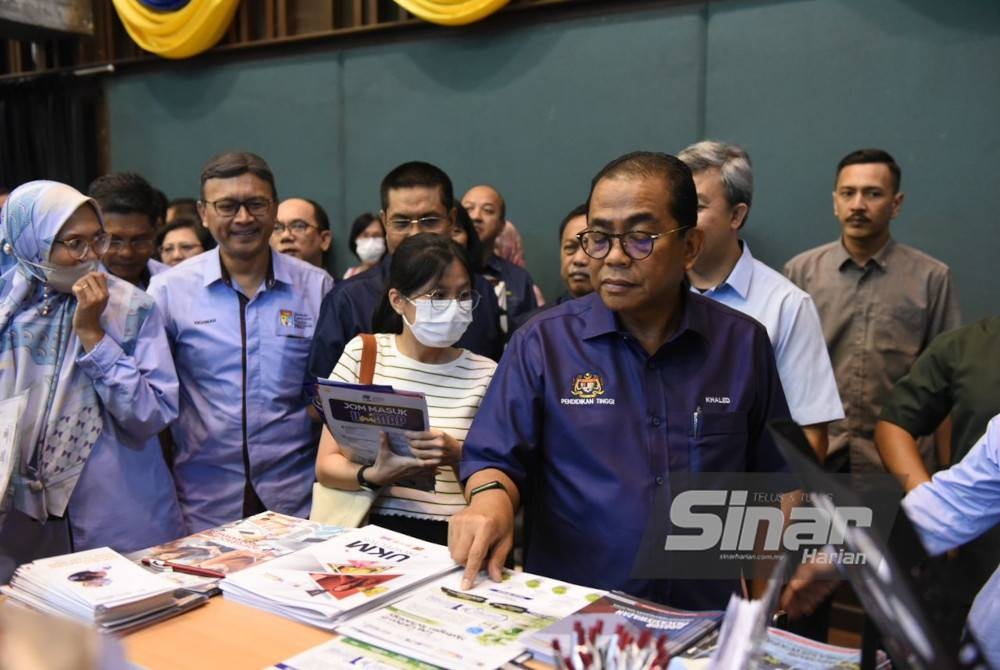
[268,635,444,670]
[1,546,207,633]
[316,379,434,491]
[338,569,605,670]
[0,390,28,507]
[220,525,459,630]
[130,511,345,592]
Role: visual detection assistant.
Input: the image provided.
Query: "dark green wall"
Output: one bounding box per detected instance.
[107,0,1000,322]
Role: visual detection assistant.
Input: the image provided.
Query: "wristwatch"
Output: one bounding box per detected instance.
[356,464,379,491]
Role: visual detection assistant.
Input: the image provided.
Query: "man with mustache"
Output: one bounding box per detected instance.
[785,149,960,475]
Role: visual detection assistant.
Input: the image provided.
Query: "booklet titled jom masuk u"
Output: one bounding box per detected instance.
[220,525,459,630]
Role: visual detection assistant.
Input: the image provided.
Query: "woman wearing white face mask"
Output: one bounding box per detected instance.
[343,212,387,279]
[0,181,185,581]
[316,234,497,544]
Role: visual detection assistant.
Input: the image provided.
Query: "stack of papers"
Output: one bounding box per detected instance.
[221,525,458,630]
[1,547,206,633]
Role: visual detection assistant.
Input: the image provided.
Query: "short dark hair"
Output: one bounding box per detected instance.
[836,148,901,193]
[371,233,473,334]
[558,203,588,240]
[167,197,201,223]
[586,151,697,231]
[348,212,381,256]
[155,218,216,254]
[453,203,486,273]
[153,188,168,224]
[87,172,160,229]
[200,151,277,201]
[380,161,453,212]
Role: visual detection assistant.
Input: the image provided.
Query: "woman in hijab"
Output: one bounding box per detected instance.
[0,181,185,581]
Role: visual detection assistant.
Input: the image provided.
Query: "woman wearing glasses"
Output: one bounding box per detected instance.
[155,217,214,267]
[0,181,185,580]
[315,234,497,544]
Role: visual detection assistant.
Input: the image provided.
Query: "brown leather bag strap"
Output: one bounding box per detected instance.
[359,333,377,385]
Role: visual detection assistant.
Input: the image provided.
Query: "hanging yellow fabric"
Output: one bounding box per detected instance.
[111,0,240,59]
[392,0,510,26]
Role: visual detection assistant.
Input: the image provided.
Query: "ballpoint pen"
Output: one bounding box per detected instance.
[141,558,226,579]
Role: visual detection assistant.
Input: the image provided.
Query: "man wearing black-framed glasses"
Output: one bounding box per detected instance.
[271,197,333,270]
[451,151,793,613]
[149,151,335,532]
[308,161,504,386]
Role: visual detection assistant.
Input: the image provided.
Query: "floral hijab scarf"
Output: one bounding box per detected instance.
[0,181,104,521]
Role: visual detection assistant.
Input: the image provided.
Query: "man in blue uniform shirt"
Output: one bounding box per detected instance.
[149,152,334,531]
[450,152,790,610]
[308,162,503,383]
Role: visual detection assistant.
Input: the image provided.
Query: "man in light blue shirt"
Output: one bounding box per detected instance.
[680,141,843,461]
[149,152,334,531]
[902,413,1000,668]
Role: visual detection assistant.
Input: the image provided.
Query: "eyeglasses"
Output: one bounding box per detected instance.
[160,242,203,255]
[576,226,688,260]
[272,220,321,235]
[107,237,156,253]
[385,215,449,234]
[53,232,112,260]
[203,198,273,219]
[404,289,481,312]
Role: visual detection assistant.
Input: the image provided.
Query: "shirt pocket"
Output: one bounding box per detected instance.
[875,306,924,380]
[261,332,313,402]
[690,410,749,471]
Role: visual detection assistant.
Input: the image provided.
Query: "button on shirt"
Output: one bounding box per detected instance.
[149,249,334,531]
[460,292,790,610]
[696,242,843,427]
[902,414,1000,669]
[308,254,504,382]
[784,238,960,473]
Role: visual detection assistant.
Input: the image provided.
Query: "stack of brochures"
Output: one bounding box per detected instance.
[220,525,459,630]
[129,511,345,594]
[522,590,723,669]
[271,569,605,670]
[1,546,207,633]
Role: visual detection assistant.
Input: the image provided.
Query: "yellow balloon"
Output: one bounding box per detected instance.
[111,0,240,59]
[392,0,509,26]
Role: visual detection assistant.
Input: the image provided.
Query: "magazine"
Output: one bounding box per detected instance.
[522,590,723,668]
[678,627,890,670]
[0,546,207,633]
[315,379,434,491]
[129,511,346,593]
[220,525,459,630]
[336,569,605,670]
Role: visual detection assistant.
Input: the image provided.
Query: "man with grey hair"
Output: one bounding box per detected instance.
[680,140,842,460]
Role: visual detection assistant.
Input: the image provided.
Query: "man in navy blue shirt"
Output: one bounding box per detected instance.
[450,152,790,611]
[308,162,503,382]
[461,184,539,333]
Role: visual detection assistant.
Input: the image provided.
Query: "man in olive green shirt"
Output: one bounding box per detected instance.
[875,315,1000,638]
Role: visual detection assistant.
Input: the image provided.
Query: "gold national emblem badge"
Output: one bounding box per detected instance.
[571,373,605,399]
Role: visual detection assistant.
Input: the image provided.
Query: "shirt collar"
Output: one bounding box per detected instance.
[211,248,277,293]
[580,287,711,347]
[714,241,754,300]
[835,236,896,272]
